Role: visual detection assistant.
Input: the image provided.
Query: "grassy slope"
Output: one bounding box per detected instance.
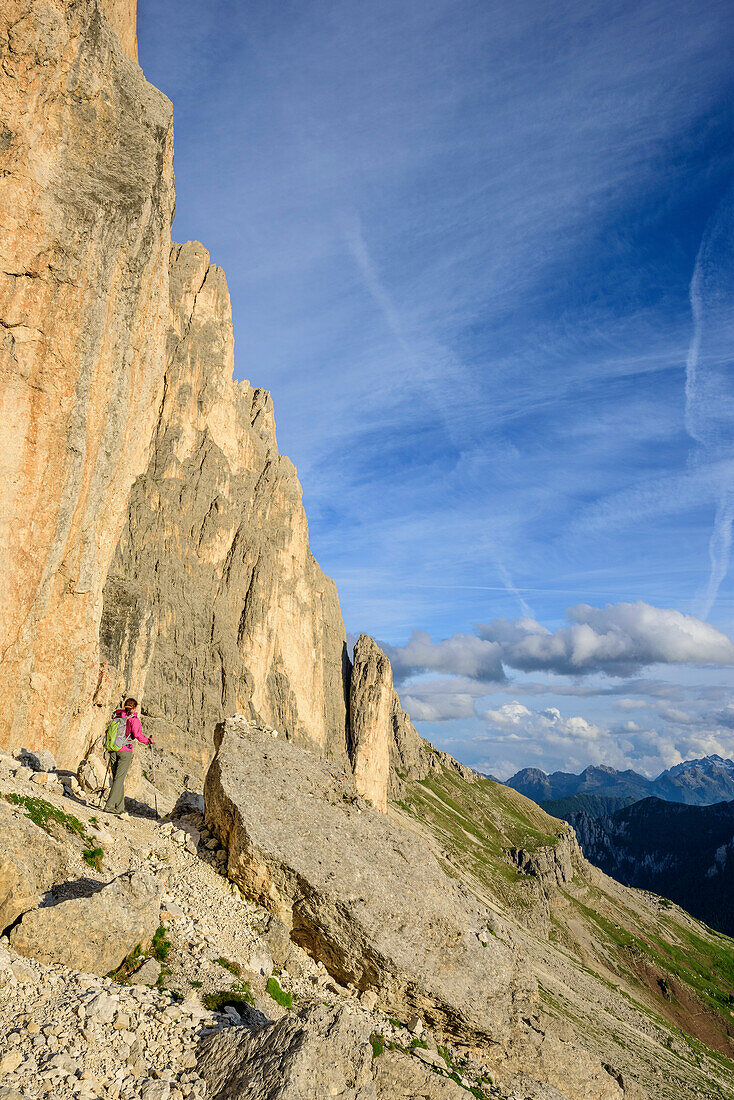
[394,763,734,1099]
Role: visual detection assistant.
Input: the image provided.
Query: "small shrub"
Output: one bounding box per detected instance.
[151,925,171,963]
[410,1037,428,1050]
[203,982,254,1013]
[190,981,203,988]
[216,957,242,977]
[369,1033,385,1058]
[266,976,293,1008]
[82,847,104,872]
[388,1016,406,1029]
[108,944,142,981]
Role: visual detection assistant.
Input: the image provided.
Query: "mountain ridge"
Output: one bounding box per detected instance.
[505,754,734,805]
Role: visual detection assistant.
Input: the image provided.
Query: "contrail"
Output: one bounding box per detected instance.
[496,561,534,618]
[685,187,734,619]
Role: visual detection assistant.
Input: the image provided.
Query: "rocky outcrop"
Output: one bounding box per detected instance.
[100,0,138,61]
[205,717,535,1045]
[197,1002,478,1100]
[100,241,350,780]
[0,799,70,932]
[349,635,394,812]
[0,0,174,766]
[10,868,162,974]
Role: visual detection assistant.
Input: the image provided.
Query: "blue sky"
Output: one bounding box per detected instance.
[139,0,734,778]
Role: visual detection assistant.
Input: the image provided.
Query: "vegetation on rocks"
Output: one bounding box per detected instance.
[266,976,293,1008]
[5,793,105,871]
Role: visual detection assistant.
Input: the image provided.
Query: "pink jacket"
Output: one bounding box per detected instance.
[114,709,150,752]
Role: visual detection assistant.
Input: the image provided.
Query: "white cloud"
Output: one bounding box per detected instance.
[481,701,605,745]
[401,692,477,722]
[479,602,734,676]
[384,630,506,683]
[386,603,734,684]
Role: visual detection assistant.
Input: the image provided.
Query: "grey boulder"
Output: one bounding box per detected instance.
[205,718,535,1044]
[10,869,162,974]
[0,800,70,932]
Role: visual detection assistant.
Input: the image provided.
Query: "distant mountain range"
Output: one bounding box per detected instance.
[565,797,734,937]
[539,793,637,819]
[504,754,734,806]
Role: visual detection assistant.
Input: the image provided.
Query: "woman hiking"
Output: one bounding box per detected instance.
[105,697,150,817]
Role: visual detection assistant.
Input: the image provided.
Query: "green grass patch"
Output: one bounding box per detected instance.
[369,1033,385,1058]
[107,944,143,981]
[151,925,172,963]
[203,982,254,1013]
[82,847,104,872]
[190,981,202,988]
[216,957,242,977]
[266,976,293,1008]
[5,794,105,870]
[410,1037,428,1049]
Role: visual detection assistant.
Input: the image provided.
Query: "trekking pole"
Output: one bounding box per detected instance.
[97,754,112,810]
[149,740,159,821]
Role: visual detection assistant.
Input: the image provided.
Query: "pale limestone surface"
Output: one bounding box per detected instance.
[100,0,138,60]
[349,634,394,812]
[205,717,536,1047]
[10,868,162,974]
[0,0,174,766]
[0,798,70,929]
[197,1002,497,1100]
[100,241,351,781]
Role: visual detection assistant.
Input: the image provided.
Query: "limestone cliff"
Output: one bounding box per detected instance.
[349,635,393,812]
[0,0,174,766]
[100,241,350,777]
[100,0,138,61]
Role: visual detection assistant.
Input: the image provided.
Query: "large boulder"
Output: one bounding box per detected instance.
[197,1002,476,1100]
[10,868,162,974]
[197,1003,377,1100]
[0,800,70,932]
[205,717,535,1044]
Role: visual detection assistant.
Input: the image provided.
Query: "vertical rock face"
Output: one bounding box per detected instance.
[349,634,393,812]
[0,0,174,765]
[100,0,138,61]
[100,241,350,777]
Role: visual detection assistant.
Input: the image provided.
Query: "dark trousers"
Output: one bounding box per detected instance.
[105,751,132,814]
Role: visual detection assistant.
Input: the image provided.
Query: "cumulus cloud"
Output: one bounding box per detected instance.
[401,692,477,722]
[384,630,506,683]
[472,700,734,778]
[386,602,734,684]
[708,704,734,729]
[480,701,606,747]
[479,601,734,676]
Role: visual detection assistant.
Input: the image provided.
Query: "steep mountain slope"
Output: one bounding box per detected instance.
[507,757,734,806]
[2,4,734,1098]
[654,755,734,804]
[100,241,350,779]
[394,764,734,1097]
[540,794,637,818]
[567,797,734,936]
[0,0,174,765]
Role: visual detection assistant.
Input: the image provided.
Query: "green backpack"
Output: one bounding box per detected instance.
[105,712,133,753]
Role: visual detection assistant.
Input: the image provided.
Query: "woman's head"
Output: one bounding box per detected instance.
[123,697,138,714]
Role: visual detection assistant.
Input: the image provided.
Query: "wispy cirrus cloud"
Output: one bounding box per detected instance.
[141,0,734,776]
